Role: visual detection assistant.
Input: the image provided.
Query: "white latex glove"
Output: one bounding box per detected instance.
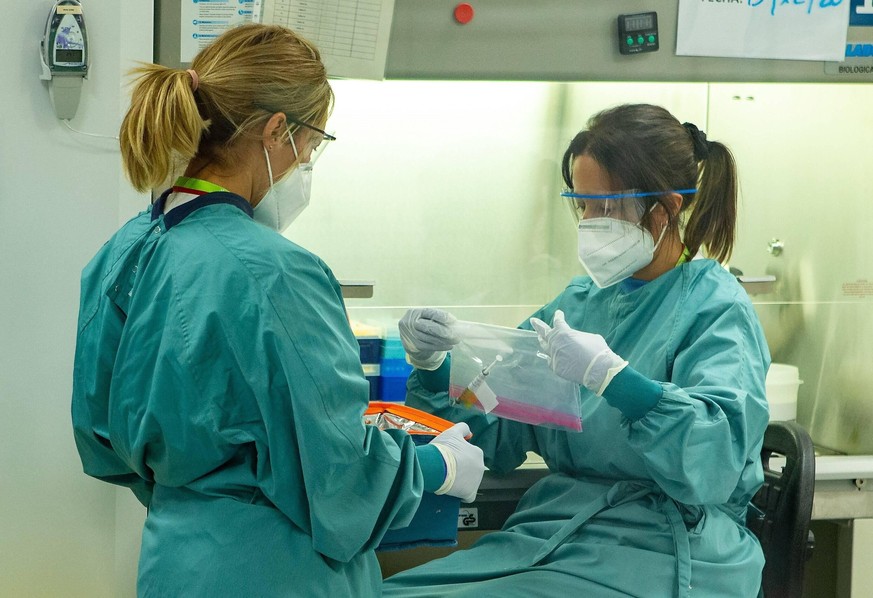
[398,308,460,371]
[529,309,628,396]
[429,422,485,503]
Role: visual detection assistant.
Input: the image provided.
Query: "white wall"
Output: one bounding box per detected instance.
[0,2,151,596]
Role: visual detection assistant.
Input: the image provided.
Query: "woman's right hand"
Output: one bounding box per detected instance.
[398,308,460,370]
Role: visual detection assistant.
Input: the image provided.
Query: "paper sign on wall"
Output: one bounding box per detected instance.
[180,0,257,63]
[260,0,396,80]
[677,0,851,62]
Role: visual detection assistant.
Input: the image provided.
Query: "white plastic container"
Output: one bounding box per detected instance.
[765,363,802,421]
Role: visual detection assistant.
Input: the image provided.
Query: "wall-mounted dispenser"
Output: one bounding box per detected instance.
[39,0,89,120]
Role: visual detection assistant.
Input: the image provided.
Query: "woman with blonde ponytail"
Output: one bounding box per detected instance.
[72,23,483,596]
[385,104,770,597]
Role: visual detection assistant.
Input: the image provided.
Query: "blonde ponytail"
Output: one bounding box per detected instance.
[119,65,204,192]
[118,24,333,193]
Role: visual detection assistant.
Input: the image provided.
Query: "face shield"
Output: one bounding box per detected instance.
[561,190,652,226]
[560,188,697,226]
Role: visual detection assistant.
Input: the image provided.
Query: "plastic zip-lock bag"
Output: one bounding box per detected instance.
[449,320,583,432]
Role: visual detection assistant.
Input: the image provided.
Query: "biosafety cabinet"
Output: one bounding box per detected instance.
[156,0,873,456]
[155,3,873,592]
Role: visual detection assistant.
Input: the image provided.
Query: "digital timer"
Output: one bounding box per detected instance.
[617,12,659,56]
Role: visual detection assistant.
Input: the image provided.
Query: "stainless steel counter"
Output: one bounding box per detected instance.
[809,455,873,521]
[464,454,873,531]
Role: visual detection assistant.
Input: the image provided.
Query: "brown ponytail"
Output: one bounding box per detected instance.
[683,140,737,263]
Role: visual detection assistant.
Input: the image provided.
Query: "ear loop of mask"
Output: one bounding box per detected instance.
[289,133,301,165]
[261,125,302,225]
[646,201,669,253]
[262,144,279,225]
[266,123,303,174]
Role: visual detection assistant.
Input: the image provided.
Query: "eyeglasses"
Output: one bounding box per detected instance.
[257,105,336,148]
[286,116,336,144]
[284,116,335,159]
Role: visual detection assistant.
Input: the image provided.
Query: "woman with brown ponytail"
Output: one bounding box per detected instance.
[386,104,770,597]
[71,23,483,596]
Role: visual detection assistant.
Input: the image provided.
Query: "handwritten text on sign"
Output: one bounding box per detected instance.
[677,0,851,61]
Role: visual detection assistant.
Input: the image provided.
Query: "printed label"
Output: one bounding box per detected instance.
[475,381,499,414]
[458,508,479,529]
[841,279,873,298]
[578,220,614,233]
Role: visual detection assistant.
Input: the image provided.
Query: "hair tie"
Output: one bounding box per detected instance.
[682,122,709,161]
[186,69,200,92]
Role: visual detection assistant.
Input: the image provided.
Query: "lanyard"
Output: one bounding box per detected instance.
[172,176,228,195]
[676,245,692,267]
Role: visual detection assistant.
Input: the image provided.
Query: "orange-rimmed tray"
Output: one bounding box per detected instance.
[365,402,471,438]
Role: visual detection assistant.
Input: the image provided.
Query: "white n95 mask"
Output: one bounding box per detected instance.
[254,138,312,232]
[578,218,662,288]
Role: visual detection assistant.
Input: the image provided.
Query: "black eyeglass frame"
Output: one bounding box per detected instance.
[257,105,336,142]
[288,116,336,142]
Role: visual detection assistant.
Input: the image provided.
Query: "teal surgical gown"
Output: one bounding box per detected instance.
[383,260,770,598]
[72,192,429,597]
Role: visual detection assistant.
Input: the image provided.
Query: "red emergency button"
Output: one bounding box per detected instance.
[454,3,474,24]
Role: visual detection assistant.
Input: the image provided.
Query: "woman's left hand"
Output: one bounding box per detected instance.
[530,310,628,395]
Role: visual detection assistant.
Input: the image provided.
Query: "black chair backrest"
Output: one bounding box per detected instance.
[746,420,816,598]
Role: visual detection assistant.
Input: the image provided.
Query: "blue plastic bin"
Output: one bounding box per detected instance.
[379,337,412,403]
[357,336,383,365]
[377,434,460,551]
[356,336,383,401]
